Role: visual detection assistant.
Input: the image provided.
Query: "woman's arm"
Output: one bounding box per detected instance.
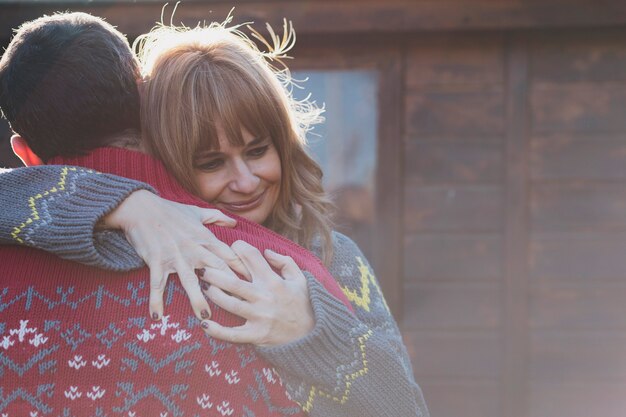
[255,232,430,417]
[0,165,246,321]
[0,165,149,270]
[198,231,429,417]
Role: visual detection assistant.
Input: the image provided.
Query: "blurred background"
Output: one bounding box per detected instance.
[3,1,626,416]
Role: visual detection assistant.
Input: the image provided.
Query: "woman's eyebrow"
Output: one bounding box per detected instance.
[196,149,223,159]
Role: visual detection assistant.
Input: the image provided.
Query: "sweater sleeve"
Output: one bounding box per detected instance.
[257,232,429,417]
[0,165,150,271]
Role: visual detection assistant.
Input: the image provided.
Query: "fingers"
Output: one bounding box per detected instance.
[176,261,212,321]
[194,245,232,272]
[148,264,166,320]
[200,320,254,344]
[204,285,253,319]
[190,244,247,281]
[231,240,275,282]
[201,269,256,301]
[203,238,250,280]
[198,208,236,228]
[264,249,302,281]
[169,202,249,278]
[226,256,251,281]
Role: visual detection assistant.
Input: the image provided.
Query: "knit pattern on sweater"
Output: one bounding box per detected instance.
[258,232,430,417]
[0,151,429,417]
[0,149,351,416]
[0,165,151,271]
[0,247,304,417]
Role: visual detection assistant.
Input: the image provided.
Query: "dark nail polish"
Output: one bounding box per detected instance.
[200,282,210,291]
[201,321,209,329]
[195,268,206,279]
[201,309,210,319]
[152,312,159,321]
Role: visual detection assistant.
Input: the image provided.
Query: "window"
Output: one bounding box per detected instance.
[293,70,378,257]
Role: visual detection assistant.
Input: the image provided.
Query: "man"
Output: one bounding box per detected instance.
[0,12,352,416]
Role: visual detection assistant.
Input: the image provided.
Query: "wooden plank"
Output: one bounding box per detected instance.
[530,283,626,330]
[531,30,626,83]
[530,233,626,281]
[420,381,499,417]
[531,83,626,133]
[529,382,626,417]
[406,37,504,88]
[403,283,501,330]
[405,143,503,184]
[532,183,626,232]
[530,332,626,381]
[406,91,505,137]
[531,136,626,180]
[3,1,626,39]
[403,330,501,378]
[404,234,502,281]
[404,185,503,233]
[373,48,405,320]
[291,42,395,70]
[501,35,531,417]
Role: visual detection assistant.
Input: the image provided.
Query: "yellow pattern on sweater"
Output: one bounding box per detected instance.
[341,257,390,313]
[11,167,95,244]
[300,329,373,412]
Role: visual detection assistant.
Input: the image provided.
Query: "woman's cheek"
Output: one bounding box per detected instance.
[195,172,223,203]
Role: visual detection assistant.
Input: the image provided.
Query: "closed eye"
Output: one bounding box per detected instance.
[247,145,269,158]
[196,158,224,171]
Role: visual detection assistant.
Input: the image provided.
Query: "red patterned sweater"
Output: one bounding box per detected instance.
[0,147,352,417]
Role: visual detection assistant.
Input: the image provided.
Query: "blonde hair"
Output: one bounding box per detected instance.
[134,18,335,264]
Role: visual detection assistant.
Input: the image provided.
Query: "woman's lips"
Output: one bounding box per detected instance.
[219,191,266,212]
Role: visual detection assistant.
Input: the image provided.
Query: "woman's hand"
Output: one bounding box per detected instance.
[199,240,315,347]
[101,189,248,322]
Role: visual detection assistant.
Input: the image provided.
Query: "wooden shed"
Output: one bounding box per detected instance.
[2,1,626,416]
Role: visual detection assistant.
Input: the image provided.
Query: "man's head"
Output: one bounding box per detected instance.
[0,12,141,164]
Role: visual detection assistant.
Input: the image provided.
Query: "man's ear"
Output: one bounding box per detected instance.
[10,135,43,166]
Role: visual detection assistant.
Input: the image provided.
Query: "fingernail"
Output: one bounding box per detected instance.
[195,268,206,279]
[200,282,210,291]
[152,312,159,321]
[201,309,210,319]
[201,321,210,330]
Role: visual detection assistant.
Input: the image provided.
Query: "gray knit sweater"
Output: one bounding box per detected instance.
[0,165,429,417]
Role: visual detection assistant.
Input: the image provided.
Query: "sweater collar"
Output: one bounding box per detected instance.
[48,147,199,203]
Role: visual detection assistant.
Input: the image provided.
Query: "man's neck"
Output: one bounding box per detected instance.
[101,129,143,152]
[48,147,198,204]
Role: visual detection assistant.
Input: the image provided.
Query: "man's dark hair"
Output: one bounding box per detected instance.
[0,12,141,161]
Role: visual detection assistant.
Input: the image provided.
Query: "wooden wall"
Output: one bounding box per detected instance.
[403,34,507,417]
[527,29,626,417]
[403,28,626,417]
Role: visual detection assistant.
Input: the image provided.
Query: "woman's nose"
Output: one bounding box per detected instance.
[229,160,260,194]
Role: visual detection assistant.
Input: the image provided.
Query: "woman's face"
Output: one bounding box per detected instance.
[193,126,282,225]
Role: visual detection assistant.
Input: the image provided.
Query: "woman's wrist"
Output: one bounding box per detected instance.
[99,189,154,231]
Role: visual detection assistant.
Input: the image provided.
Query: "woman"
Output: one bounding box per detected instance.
[0,19,428,417]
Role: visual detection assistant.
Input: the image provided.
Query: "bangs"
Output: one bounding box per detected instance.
[186,58,283,155]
